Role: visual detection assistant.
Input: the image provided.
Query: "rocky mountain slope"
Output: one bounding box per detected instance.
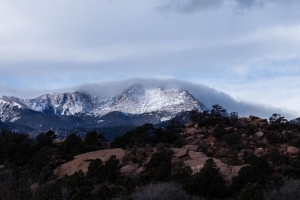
[0,84,206,134]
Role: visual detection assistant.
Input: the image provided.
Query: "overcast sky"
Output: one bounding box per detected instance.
[1,0,300,117]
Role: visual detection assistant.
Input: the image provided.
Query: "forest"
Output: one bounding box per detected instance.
[1,105,300,200]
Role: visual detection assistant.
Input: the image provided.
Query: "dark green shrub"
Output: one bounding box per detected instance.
[213,124,226,139]
[238,182,264,200]
[57,134,85,161]
[231,165,268,192]
[185,158,227,198]
[266,132,280,144]
[37,130,56,148]
[225,132,241,146]
[171,161,193,184]
[283,159,300,179]
[131,183,189,200]
[84,130,99,145]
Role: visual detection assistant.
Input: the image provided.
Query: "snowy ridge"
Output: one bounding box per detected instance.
[0,84,206,122]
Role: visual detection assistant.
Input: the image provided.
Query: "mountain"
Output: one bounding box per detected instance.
[0,84,206,136]
[291,117,300,125]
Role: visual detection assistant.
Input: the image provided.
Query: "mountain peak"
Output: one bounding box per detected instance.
[0,85,207,125]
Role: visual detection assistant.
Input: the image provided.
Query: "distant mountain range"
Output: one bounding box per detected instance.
[0,84,206,139]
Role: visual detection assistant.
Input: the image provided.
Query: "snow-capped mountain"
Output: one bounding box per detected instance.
[0,84,206,133]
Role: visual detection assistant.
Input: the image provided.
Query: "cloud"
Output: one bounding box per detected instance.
[158,0,298,13]
[1,78,298,119]
[158,0,223,13]
[74,78,298,119]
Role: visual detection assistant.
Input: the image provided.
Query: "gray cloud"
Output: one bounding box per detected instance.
[159,0,292,13]
[235,0,265,8]
[74,78,297,120]
[1,78,297,119]
[158,0,223,13]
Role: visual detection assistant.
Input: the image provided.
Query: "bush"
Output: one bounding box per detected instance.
[171,161,193,184]
[111,124,154,149]
[266,132,280,144]
[185,158,227,198]
[37,130,56,148]
[142,148,173,182]
[283,159,300,179]
[131,182,189,200]
[86,156,121,183]
[57,134,85,161]
[224,132,241,147]
[231,165,269,192]
[265,178,300,200]
[213,124,226,139]
[238,182,264,200]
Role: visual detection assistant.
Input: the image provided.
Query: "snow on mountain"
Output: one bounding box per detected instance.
[0,84,206,122]
[0,96,29,122]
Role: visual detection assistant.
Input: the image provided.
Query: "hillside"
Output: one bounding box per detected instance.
[1,107,300,200]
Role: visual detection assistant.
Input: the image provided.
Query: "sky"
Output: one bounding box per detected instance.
[0,0,300,117]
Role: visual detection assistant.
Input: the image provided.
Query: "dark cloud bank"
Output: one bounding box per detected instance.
[1,78,297,119]
[159,0,286,13]
[75,78,297,120]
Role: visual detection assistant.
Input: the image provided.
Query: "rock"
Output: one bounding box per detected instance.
[254,118,268,123]
[185,122,194,128]
[185,136,195,141]
[257,122,268,129]
[245,149,252,154]
[254,131,264,139]
[239,117,248,122]
[54,148,126,178]
[241,134,246,138]
[194,124,199,129]
[282,130,292,135]
[246,118,253,122]
[256,148,264,155]
[182,145,200,152]
[238,152,244,158]
[225,127,234,132]
[0,165,4,170]
[197,134,206,139]
[121,165,139,176]
[186,128,204,135]
[237,121,247,128]
[287,146,300,155]
[250,115,260,120]
[249,121,258,128]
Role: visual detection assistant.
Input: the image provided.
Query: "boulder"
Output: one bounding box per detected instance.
[54,148,126,178]
[257,121,268,128]
[254,131,264,139]
[185,136,195,141]
[256,148,264,155]
[249,121,258,127]
[225,127,234,132]
[250,115,260,120]
[237,121,247,128]
[182,145,200,152]
[185,122,194,128]
[246,118,253,123]
[187,129,205,135]
[282,130,293,135]
[254,118,268,123]
[239,117,248,123]
[197,134,206,139]
[287,146,300,155]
